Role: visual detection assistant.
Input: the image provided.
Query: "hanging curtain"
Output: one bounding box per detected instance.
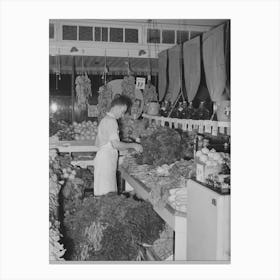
[202,24,226,102]
[224,20,231,99]
[158,50,168,101]
[166,45,181,104]
[183,36,201,102]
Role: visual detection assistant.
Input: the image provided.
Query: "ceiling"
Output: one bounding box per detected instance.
[49,55,159,75]
[102,19,229,27]
[51,19,229,30]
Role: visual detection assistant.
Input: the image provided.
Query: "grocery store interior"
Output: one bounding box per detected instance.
[49,19,231,262]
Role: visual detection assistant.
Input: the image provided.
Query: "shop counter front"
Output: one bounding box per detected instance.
[119,166,187,261]
[49,140,99,153]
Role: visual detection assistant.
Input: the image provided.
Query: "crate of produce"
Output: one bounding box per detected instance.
[194,148,225,183]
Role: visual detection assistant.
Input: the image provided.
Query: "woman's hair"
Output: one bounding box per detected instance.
[110,95,132,109]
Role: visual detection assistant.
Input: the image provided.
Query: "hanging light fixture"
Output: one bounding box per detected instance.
[102,49,109,85]
[125,49,133,76]
[55,47,61,90]
[138,49,146,56]
[70,46,79,53]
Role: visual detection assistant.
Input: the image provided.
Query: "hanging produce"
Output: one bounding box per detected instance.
[143,82,158,112]
[121,75,136,102]
[75,73,92,110]
[97,84,113,122]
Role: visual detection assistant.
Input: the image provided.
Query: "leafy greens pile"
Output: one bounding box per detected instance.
[134,127,182,166]
[63,193,165,261]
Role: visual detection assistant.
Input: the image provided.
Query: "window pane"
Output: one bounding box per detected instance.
[190,31,202,39]
[162,30,175,44]
[147,29,160,43]
[49,23,54,39]
[110,28,123,42]
[102,27,108,42]
[79,26,93,41]
[62,25,77,40]
[95,27,101,41]
[125,29,138,43]
[176,30,189,44]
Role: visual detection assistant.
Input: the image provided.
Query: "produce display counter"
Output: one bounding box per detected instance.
[142,114,230,135]
[49,140,99,153]
[49,140,128,168]
[119,166,187,261]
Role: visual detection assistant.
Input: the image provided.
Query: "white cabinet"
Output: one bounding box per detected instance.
[186,179,230,261]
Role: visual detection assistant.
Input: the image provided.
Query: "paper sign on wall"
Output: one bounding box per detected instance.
[219,126,225,134]
[188,122,193,131]
[136,77,146,90]
[212,123,218,136]
[88,105,99,117]
[227,126,231,135]
[198,121,204,133]
[204,121,212,134]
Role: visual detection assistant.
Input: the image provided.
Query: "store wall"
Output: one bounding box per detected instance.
[49,73,158,122]
[49,19,213,58]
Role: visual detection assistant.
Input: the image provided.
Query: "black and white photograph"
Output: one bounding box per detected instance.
[1,0,280,279]
[49,19,231,263]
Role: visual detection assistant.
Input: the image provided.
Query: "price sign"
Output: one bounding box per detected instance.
[204,121,212,134]
[174,119,178,128]
[135,77,146,90]
[196,163,205,183]
[227,126,231,135]
[188,122,193,131]
[88,105,99,117]
[212,123,218,136]
[219,126,225,134]
[198,121,204,133]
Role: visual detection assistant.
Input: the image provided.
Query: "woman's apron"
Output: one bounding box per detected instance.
[93,142,118,196]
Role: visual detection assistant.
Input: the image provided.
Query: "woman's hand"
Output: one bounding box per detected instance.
[133,143,143,153]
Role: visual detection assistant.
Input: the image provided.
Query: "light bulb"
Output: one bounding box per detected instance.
[50,103,58,113]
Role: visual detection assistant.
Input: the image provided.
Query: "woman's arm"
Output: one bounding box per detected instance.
[111,139,143,152]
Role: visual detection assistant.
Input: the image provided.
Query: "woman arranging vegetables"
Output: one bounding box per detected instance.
[94,95,143,196]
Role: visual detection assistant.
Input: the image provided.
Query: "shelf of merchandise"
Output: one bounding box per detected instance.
[119,166,187,261]
[142,114,230,136]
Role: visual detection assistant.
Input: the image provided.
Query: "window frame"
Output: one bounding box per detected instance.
[176,30,189,44]
[49,22,55,40]
[124,28,139,43]
[109,27,124,43]
[78,25,93,41]
[62,24,78,41]
[161,29,175,44]
[147,28,161,44]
